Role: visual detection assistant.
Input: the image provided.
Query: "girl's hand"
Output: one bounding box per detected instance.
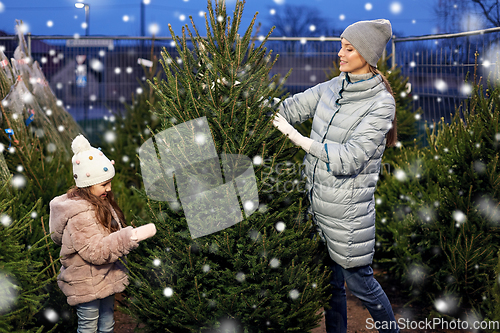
[131,223,157,242]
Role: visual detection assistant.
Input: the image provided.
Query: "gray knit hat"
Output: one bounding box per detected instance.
[340,19,392,67]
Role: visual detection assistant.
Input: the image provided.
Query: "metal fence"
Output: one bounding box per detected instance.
[0,27,499,140]
[391,26,500,125]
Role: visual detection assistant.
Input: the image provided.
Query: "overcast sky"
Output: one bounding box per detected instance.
[0,0,444,38]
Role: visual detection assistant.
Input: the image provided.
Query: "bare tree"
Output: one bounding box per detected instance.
[261,5,340,55]
[472,0,500,26]
[434,0,500,32]
[264,4,337,37]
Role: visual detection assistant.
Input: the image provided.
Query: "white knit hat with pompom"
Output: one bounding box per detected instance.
[71,134,115,187]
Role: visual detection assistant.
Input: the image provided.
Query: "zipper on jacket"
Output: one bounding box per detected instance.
[309,78,347,207]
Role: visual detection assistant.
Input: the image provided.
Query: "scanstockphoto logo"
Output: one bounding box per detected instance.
[139,117,259,239]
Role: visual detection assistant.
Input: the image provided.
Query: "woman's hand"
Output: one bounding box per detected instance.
[272,113,314,153]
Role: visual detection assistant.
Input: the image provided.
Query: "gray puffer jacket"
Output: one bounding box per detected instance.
[279,72,395,269]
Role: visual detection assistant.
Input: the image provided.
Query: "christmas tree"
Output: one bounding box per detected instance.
[0,180,56,333]
[0,22,81,332]
[122,1,330,331]
[98,50,163,225]
[374,54,500,319]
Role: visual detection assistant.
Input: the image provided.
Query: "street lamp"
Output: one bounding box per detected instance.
[75,2,90,36]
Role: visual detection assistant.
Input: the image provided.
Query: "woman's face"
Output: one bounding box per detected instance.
[338,39,370,75]
[90,179,112,199]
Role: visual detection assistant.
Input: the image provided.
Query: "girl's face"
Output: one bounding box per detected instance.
[338,39,370,75]
[90,179,112,199]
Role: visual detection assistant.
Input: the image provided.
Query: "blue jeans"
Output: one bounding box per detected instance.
[325,261,399,333]
[75,294,115,333]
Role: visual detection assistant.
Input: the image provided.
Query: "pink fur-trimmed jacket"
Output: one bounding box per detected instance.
[49,193,139,306]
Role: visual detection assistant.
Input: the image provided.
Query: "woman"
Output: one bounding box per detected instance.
[273,19,399,333]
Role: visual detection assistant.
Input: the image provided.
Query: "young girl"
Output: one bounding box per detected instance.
[273,20,399,333]
[50,134,156,333]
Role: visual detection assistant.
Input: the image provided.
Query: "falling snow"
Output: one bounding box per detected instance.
[44,308,59,323]
[275,221,286,232]
[461,83,472,95]
[11,175,26,189]
[269,258,280,268]
[236,272,246,282]
[163,287,173,297]
[104,131,117,143]
[195,133,206,145]
[252,155,262,165]
[390,1,403,14]
[394,169,407,182]
[435,79,448,92]
[452,210,467,224]
[289,289,300,300]
[0,214,12,227]
[243,201,254,212]
[149,23,160,35]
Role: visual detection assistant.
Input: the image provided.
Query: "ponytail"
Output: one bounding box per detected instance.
[369,66,397,147]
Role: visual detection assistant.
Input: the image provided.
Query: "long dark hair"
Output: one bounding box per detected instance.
[67,186,126,233]
[369,65,397,147]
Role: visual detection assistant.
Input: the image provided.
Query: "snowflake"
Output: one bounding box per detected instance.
[243,201,254,212]
[269,258,280,268]
[148,23,160,35]
[461,83,472,95]
[91,59,103,71]
[0,214,12,227]
[104,131,116,143]
[252,155,262,165]
[235,272,246,282]
[390,2,403,14]
[11,175,26,189]
[394,169,407,182]
[44,309,59,323]
[289,289,300,300]
[275,221,286,232]
[435,79,448,92]
[163,287,173,297]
